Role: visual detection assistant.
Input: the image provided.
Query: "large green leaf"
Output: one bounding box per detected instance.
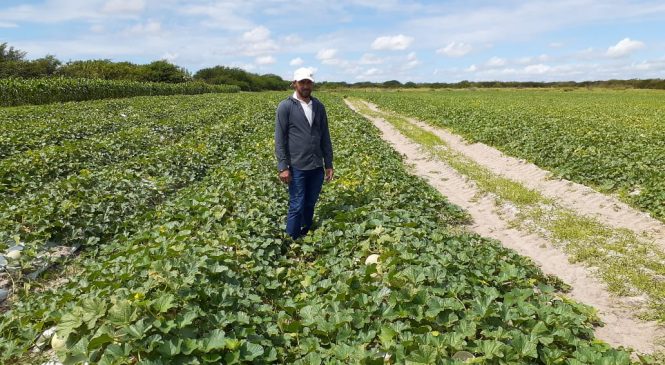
[151,294,176,313]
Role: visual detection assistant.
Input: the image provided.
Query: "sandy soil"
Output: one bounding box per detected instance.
[404,116,665,249]
[346,99,663,354]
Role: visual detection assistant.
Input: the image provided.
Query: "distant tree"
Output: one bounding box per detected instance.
[0,42,60,78]
[2,42,665,90]
[352,81,376,88]
[58,59,143,80]
[317,81,350,90]
[194,66,288,91]
[57,59,189,83]
[383,80,402,88]
[457,80,471,88]
[0,42,26,62]
[258,73,290,90]
[142,60,191,83]
[18,55,61,77]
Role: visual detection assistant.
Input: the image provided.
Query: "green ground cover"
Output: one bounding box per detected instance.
[0,92,643,364]
[0,96,240,201]
[0,95,255,271]
[348,97,665,323]
[353,89,665,222]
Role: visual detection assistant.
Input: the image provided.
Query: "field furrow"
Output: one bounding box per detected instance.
[0,93,646,364]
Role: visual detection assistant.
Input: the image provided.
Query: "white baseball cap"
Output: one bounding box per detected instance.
[293,67,314,82]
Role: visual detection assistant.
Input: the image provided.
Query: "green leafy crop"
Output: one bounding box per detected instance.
[0,92,638,364]
[354,89,665,222]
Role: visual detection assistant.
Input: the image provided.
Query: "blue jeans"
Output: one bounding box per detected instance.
[286,167,324,239]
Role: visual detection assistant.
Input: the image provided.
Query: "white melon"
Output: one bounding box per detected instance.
[364,254,380,265]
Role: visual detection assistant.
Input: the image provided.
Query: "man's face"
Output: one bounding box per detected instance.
[294,79,313,98]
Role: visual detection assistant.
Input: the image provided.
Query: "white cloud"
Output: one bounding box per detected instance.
[3,1,665,83]
[405,1,665,50]
[437,42,472,57]
[232,62,256,71]
[573,47,599,60]
[315,49,347,66]
[282,34,302,44]
[356,67,381,79]
[243,42,278,56]
[125,20,161,35]
[524,64,552,74]
[242,26,270,42]
[239,26,278,56]
[289,57,304,66]
[102,0,145,14]
[359,53,383,65]
[323,58,346,66]
[486,56,506,67]
[371,34,413,51]
[517,54,550,64]
[0,2,109,23]
[14,38,143,60]
[630,58,665,72]
[404,52,420,68]
[162,52,179,62]
[606,38,645,58]
[90,24,105,33]
[179,3,253,31]
[229,58,268,72]
[316,48,337,60]
[347,0,423,12]
[343,65,364,75]
[256,55,276,65]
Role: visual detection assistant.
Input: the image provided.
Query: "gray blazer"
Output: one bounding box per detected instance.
[274,95,333,171]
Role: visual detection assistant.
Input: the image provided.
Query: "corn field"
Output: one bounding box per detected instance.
[0,77,240,107]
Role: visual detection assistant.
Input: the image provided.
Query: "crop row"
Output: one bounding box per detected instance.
[355,89,665,221]
[0,99,238,200]
[0,94,237,160]
[0,93,634,364]
[0,95,253,269]
[0,77,240,107]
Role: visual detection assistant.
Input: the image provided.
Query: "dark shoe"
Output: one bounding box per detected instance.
[279,233,297,255]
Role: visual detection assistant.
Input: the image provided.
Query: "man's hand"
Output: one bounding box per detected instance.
[325,168,334,182]
[279,169,291,184]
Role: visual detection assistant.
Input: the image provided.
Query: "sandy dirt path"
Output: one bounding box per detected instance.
[346,99,663,354]
[403,116,665,249]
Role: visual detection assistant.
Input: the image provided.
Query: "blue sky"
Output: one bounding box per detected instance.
[1,0,664,82]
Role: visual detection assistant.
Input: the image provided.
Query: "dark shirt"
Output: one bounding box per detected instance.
[274,95,333,171]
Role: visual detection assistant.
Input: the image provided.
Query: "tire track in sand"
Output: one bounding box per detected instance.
[403,116,665,250]
[345,98,663,355]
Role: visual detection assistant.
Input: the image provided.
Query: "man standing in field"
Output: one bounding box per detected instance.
[275,67,334,240]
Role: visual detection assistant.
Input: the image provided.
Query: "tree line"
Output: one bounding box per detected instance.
[0,42,288,91]
[2,42,664,91]
[317,79,665,90]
